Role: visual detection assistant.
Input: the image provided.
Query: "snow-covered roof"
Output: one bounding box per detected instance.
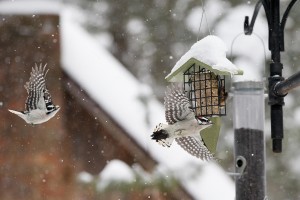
[0,0,62,15]
[0,1,235,199]
[166,35,243,82]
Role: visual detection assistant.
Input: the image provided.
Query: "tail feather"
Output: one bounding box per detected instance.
[8,109,27,121]
[8,109,25,115]
[157,137,174,147]
[151,123,174,147]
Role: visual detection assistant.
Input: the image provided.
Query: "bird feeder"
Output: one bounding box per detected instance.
[183,59,227,117]
[165,35,243,154]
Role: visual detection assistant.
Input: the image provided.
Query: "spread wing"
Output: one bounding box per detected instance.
[24,63,49,111]
[164,84,193,125]
[164,85,214,161]
[175,136,214,161]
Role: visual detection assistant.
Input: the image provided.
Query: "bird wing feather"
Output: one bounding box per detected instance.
[175,136,214,161]
[164,84,193,125]
[24,63,49,111]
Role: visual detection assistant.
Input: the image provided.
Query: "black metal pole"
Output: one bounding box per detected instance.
[273,70,300,96]
[233,81,266,200]
[244,0,299,153]
[268,0,284,153]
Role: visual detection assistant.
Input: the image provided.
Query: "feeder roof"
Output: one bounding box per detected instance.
[166,35,243,82]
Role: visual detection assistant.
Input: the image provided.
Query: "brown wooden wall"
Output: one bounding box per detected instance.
[63,75,158,174]
[0,15,75,200]
[63,79,136,175]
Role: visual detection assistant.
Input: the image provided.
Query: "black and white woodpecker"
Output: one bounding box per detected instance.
[8,63,60,124]
[151,85,214,161]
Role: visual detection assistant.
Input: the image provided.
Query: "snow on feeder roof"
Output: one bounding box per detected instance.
[165,35,243,82]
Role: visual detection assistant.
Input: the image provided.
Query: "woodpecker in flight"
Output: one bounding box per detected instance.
[151,84,214,161]
[8,63,60,125]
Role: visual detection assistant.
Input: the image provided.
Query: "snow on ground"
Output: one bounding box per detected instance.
[97,160,136,190]
[77,171,94,183]
[0,1,235,199]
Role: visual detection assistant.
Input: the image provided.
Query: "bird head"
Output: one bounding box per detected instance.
[46,105,60,117]
[196,116,212,125]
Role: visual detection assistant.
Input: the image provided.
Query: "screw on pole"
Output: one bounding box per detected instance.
[233,81,266,200]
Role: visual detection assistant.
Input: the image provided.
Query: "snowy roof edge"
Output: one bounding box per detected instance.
[0,1,62,15]
[165,58,243,82]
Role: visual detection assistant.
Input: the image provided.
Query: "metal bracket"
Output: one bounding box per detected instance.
[244,0,262,35]
[245,0,298,50]
[268,75,285,106]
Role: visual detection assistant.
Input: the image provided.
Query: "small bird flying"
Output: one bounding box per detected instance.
[151,84,214,161]
[8,63,60,124]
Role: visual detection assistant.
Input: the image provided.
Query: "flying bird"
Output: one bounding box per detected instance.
[8,63,60,124]
[151,84,214,161]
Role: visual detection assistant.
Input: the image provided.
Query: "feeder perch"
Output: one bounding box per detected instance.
[165,35,243,154]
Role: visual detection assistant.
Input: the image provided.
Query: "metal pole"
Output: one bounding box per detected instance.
[233,81,266,200]
[268,0,285,153]
[244,0,300,153]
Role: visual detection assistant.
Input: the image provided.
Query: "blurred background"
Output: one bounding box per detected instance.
[0,0,300,199]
